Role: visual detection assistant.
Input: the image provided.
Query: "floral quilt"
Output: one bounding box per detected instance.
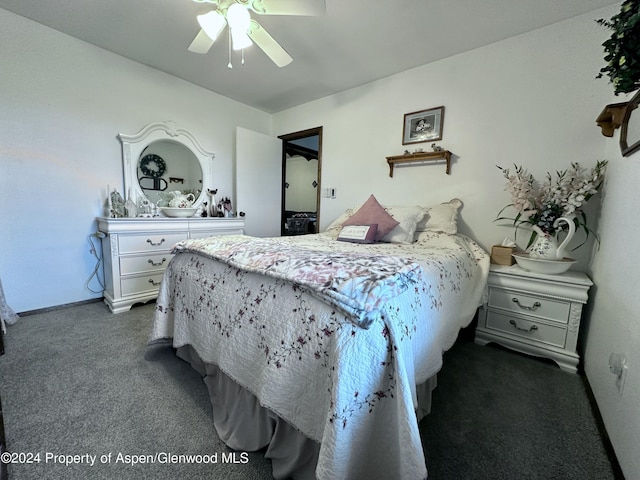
[171,235,423,329]
[150,231,489,480]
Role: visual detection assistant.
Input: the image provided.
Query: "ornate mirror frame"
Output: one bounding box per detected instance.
[118,121,214,208]
[620,89,640,157]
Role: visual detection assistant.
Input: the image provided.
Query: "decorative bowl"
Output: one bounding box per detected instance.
[512,252,576,275]
[160,207,198,218]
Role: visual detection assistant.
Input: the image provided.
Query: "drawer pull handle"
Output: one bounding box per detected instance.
[148,258,167,267]
[148,279,162,286]
[512,297,541,311]
[147,238,165,246]
[509,319,539,332]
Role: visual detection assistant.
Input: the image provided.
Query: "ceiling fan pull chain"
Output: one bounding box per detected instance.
[242,49,245,66]
[228,28,233,69]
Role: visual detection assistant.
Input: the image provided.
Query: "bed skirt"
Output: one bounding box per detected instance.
[176,345,438,480]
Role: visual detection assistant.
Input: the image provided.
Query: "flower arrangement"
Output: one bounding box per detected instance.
[496,161,608,250]
[597,0,640,95]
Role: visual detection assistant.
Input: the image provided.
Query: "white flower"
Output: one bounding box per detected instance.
[497,161,607,243]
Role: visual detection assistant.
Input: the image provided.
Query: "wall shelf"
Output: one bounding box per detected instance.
[386,150,452,177]
[596,102,628,137]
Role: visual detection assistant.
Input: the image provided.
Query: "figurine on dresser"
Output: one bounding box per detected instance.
[108,189,126,218]
[206,188,219,217]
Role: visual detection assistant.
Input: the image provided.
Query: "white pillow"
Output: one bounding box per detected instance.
[325,208,356,235]
[414,198,463,235]
[381,205,427,244]
[325,197,462,240]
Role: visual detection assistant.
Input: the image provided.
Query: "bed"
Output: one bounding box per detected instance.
[149,196,489,480]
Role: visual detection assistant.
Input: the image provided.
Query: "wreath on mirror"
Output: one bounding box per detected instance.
[139,154,166,178]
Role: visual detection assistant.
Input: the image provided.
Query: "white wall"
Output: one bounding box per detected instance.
[274,5,639,479]
[0,8,272,312]
[585,130,640,477]
[274,9,615,270]
[285,155,318,212]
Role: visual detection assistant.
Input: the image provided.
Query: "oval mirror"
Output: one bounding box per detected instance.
[620,89,640,156]
[118,121,214,210]
[137,140,202,204]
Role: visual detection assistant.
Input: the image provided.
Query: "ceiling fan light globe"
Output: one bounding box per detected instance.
[227,3,252,51]
[227,3,251,30]
[197,11,226,41]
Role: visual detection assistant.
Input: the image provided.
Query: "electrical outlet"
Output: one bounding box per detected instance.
[609,353,628,394]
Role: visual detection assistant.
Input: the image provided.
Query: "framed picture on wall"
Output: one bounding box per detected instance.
[402,106,444,145]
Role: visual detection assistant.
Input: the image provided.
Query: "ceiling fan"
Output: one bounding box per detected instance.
[188,0,326,68]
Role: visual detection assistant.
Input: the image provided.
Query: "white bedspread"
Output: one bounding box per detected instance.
[171,234,423,328]
[150,231,489,480]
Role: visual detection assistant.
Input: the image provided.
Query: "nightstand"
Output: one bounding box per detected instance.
[475,264,593,373]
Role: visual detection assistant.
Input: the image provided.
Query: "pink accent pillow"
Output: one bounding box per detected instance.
[343,195,399,241]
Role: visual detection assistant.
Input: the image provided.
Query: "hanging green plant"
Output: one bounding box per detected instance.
[597,1,640,95]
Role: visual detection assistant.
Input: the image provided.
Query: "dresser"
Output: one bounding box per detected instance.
[97,217,245,313]
[475,264,593,373]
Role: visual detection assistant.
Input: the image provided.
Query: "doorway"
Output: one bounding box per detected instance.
[279,127,322,236]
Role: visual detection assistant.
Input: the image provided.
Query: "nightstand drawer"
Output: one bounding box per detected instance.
[118,233,185,254]
[489,288,570,324]
[486,311,567,348]
[121,273,164,296]
[120,254,173,275]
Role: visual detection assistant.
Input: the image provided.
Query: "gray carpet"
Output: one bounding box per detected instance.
[0,301,622,480]
[421,328,623,480]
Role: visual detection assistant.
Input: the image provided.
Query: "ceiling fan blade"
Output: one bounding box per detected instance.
[188,10,227,54]
[248,20,293,67]
[188,29,216,53]
[248,0,325,16]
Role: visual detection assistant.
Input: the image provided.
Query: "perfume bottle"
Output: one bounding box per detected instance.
[125,188,138,218]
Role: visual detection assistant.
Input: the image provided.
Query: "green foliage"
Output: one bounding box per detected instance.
[597,0,640,95]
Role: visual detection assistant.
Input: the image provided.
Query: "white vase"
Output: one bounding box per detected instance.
[528,216,576,260]
[125,188,138,218]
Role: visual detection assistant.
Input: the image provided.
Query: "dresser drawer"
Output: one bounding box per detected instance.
[118,233,185,254]
[486,310,567,348]
[489,288,570,324]
[121,273,165,296]
[190,230,242,240]
[120,253,173,275]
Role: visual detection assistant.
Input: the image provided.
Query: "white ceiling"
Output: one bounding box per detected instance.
[0,0,619,113]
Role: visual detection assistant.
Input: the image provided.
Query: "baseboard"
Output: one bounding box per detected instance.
[581,376,626,479]
[17,297,104,317]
